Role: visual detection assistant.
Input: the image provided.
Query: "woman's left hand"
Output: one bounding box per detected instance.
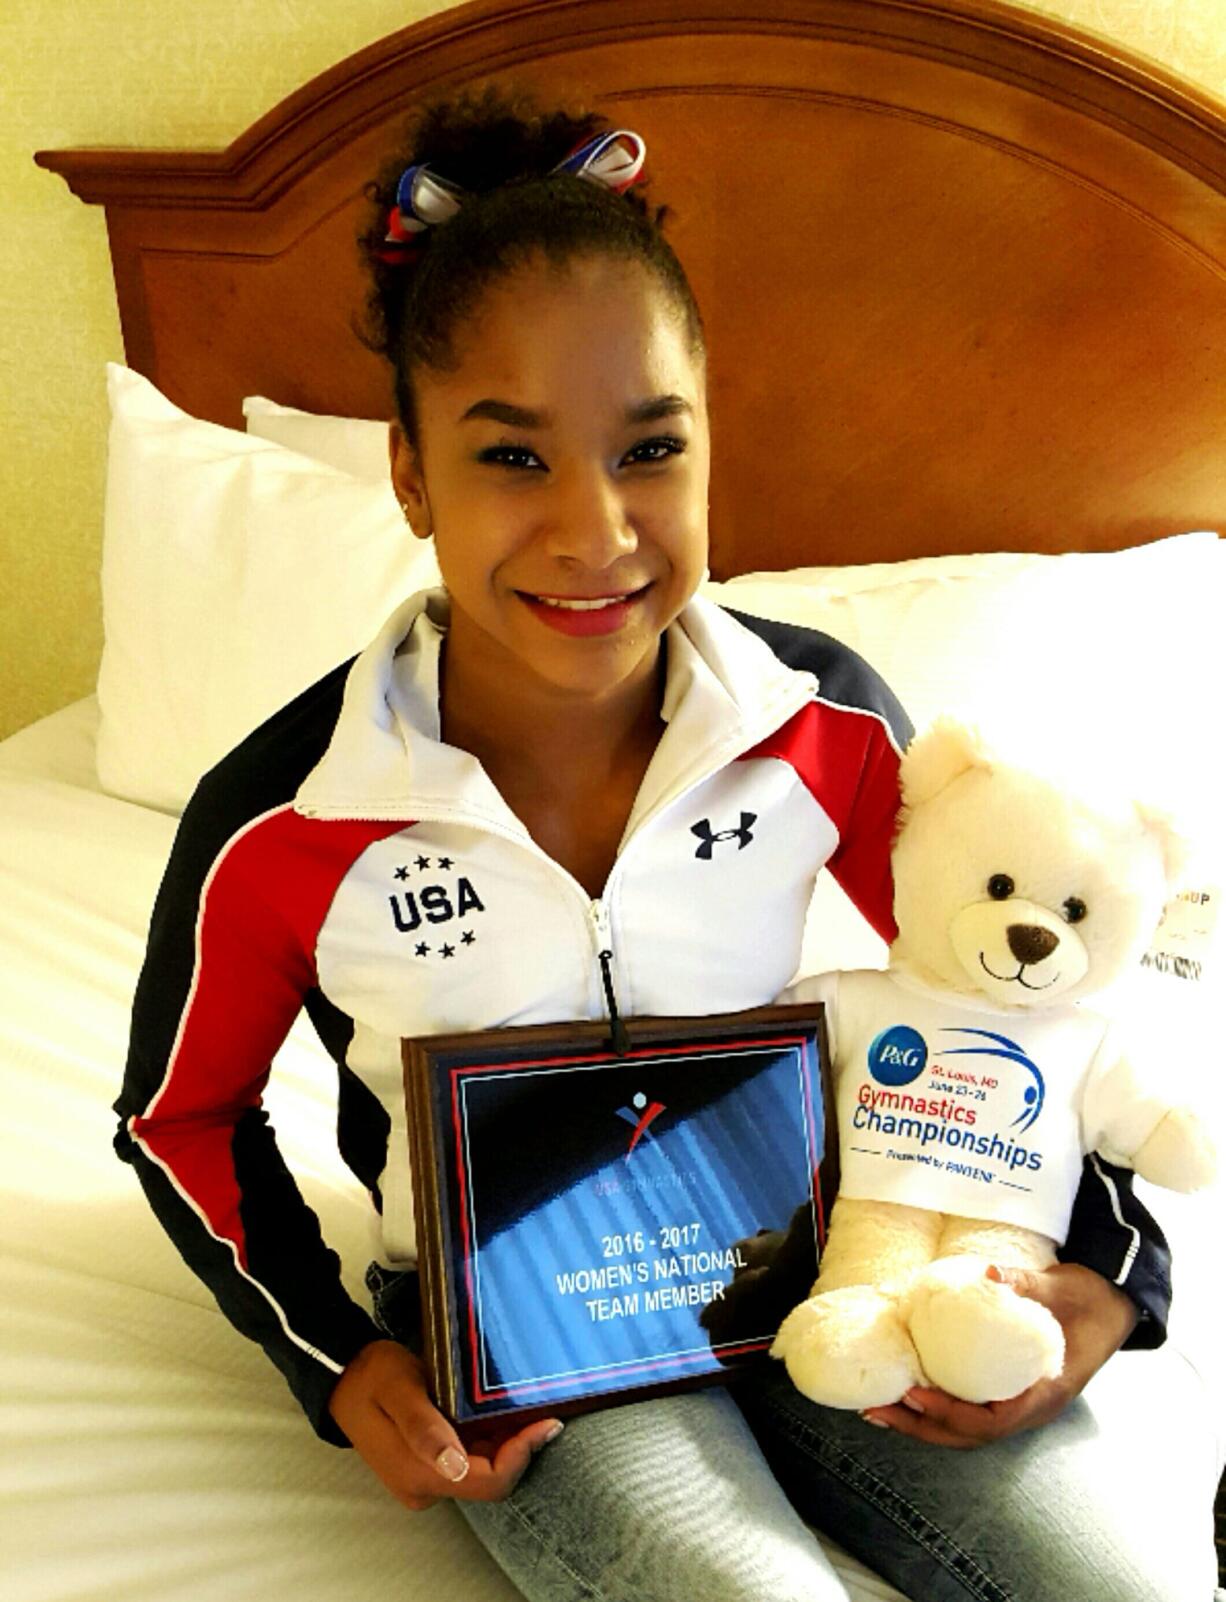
[861,1262,1139,1449]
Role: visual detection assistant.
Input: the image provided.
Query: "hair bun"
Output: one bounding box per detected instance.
[356,80,703,444]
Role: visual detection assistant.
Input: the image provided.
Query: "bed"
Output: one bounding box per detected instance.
[14,0,1226,1596]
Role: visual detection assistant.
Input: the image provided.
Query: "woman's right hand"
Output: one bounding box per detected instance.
[328,1339,564,1511]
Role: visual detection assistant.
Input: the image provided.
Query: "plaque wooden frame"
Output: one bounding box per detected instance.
[403,1002,835,1434]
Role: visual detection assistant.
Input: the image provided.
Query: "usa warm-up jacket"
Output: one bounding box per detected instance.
[115,590,1171,1443]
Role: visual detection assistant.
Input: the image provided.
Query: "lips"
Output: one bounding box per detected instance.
[516,583,652,637]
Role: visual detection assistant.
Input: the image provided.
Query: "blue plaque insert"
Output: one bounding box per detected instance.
[404,1007,832,1426]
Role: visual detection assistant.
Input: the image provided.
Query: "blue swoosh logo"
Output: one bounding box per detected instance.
[941,1027,1045,1132]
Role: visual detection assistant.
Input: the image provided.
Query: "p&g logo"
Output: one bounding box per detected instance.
[867,1025,928,1086]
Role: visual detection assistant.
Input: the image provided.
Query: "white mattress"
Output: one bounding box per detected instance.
[1,697,914,1602]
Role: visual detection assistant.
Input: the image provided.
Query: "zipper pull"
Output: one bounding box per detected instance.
[597,947,631,1057]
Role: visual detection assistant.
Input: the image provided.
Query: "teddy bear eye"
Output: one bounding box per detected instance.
[987,874,1015,900]
[1063,897,1088,924]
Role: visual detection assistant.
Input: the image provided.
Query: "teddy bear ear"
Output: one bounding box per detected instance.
[1133,802,1192,889]
[899,718,991,808]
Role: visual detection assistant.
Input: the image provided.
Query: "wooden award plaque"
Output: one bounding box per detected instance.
[403,1004,836,1433]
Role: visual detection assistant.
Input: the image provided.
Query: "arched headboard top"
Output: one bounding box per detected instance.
[37,0,1226,573]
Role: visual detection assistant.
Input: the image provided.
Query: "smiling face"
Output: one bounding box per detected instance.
[390,252,710,703]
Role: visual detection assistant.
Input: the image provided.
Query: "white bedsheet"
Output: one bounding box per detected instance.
[1,698,913,1602]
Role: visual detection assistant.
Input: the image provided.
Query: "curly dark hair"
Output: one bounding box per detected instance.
[357,82,707,446]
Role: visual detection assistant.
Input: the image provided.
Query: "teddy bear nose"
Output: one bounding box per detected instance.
[1007,924,1060,965]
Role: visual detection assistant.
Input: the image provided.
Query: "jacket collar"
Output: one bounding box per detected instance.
[294,587,814,824]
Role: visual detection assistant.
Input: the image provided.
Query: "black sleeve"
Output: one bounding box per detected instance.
[722,607,913,751]
[1058,1154,1171,1348]
[114,659,383,1445]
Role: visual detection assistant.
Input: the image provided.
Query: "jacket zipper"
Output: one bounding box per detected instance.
[303,795,630,1043]
[591,900,630,1056]
[297,680,812,1043]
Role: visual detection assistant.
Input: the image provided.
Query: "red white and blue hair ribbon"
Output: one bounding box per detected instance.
[379,128,647,262]
[389,164,467,237]
[551,129,647,194]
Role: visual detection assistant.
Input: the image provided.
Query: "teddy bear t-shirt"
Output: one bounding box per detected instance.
[800,968,1171,1245]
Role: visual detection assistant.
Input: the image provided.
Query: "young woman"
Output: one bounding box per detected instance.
[116,86,1218,1602]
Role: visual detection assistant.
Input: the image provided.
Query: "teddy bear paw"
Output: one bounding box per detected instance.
[903,1258,1064,1403]
[771,1285,924,1410]
[1130,1107,1217,1193]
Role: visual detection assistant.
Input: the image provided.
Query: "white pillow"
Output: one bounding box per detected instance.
[98,366,441,814]
[704,533,1225,979]
[707,532,1223,815]
[243,395,393,482]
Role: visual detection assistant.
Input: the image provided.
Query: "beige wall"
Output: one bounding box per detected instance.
[1022,0,1226,84]
[1,0,453,740]
[2,0,1224,739]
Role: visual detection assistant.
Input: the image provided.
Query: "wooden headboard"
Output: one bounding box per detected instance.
[36,0,1226,578]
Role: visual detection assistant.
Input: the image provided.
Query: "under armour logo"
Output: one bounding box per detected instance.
[691,812,757,859]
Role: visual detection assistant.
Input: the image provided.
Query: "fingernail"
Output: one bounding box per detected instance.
[543,1421,565,1444]
[986,1264,1004,1282]
[861,1412,891,1429]
[436,1445,469,1482]
[902,1391,926,1414]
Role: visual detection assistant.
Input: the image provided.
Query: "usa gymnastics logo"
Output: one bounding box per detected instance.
[942,1028,1046,1131]
[615,1092,666,1159]
[867,1025,928,1086]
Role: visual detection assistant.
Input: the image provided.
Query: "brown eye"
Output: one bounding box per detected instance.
[1063,897,1088,924]
[987,874,1015,900]
[625,435,686,465]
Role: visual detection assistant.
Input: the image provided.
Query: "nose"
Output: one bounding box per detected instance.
[1007,924,1059,965]
[542,465,638,569]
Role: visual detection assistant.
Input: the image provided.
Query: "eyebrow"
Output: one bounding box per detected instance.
[459,395,693,428]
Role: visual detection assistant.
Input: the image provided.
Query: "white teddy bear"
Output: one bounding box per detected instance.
[772,719,1216,1409]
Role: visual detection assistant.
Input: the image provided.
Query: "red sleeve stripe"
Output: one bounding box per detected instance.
[813,693,908,760]
[130,806,406,1295]
[741,700,902,943]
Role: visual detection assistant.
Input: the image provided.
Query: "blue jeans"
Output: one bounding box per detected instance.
[366,1267,1222,1601]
